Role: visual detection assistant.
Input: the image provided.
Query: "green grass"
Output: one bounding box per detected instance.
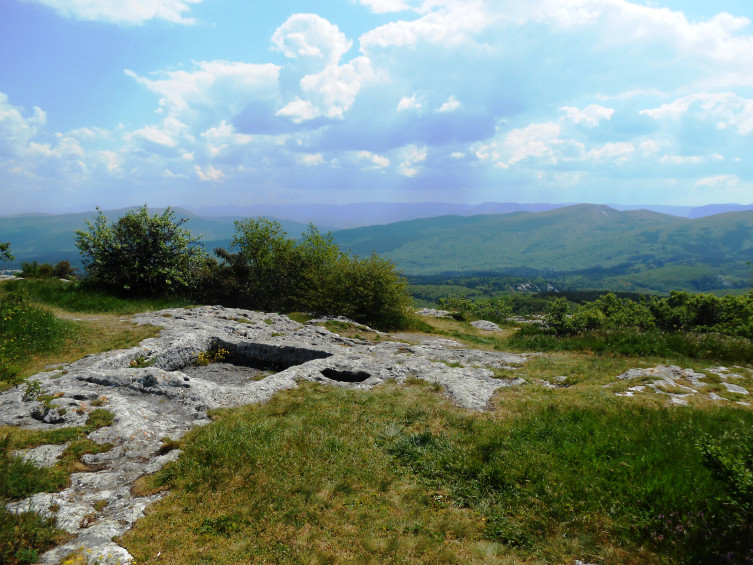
[118,379,753,564]
[0,290,77,384]
[507,326,753,364]
[1,278,192,314]
[0,409,115,563]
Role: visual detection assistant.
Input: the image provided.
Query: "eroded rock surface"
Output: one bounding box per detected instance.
[1,306,528,564]
[610,364,753,406]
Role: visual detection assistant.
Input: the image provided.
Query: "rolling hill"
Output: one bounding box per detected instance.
[332,204,753,293]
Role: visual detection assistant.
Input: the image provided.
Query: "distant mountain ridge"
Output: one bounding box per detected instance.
[332,204,753,294]
[184,202,753,228]
[2,203,752,294]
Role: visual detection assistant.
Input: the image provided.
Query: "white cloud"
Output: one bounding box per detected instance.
[694,174,739,188]
[639,140,663,156]
[297,153,325,166]
[658,155,704,165]
[587,141,635,163]
[99,150,122,173]
[560,104,614,126]
[397,94,422,112]
[297,56,375,119]
[531,0,753,65]
[357,150,390,169]
[436,95,461,113]
[272,14,352,65]
[276,99,320,123]
[125,61,280,118]
[398,144,427,176]
[195,164,225,182]
[475,122,569,169]
[25,0,202,25]
[0,92,46,154]
[357,0,411,14]
[450,151,465,159]
[640,93,753,134]
[360,0,494,49]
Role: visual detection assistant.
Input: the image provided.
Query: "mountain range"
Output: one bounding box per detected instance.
[1,203,752,294]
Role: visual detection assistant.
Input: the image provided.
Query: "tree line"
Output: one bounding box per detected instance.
[72,206,411,329]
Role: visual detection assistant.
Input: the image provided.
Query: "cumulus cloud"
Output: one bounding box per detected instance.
[272,14,352,65]
[587,141,635,163]
[640,93,753,134]
[195,164,225,182]
[360,0,494,49]
[560,104,614,126]
[397,94,422,112]
[125,62,280,119]
[25,0,202,25]
[297,153,325,166]
[0,93,46,155]
[397,144,427,177]
[357,150,390,169]
[436,95,461,113]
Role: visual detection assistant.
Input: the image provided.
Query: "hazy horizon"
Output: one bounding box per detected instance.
[2,0,753,214]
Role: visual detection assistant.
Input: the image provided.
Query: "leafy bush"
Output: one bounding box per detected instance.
[199,219,412,329]
[75,206,207,296]
[0,241,13,263]
[20,261,76,280]
[438,295,513,323]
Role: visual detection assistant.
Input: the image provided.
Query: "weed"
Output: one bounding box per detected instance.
[129,355,155,368]
[196,347,229,367]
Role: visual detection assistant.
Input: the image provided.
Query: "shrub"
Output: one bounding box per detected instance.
[202,220,412,329]
[0,241,12,263]
[75,206,207,296]
[19,261,76,280]
[438,295,513,324]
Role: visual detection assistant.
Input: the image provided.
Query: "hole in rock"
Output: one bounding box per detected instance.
[181,342,332,386]
[321,368,371,383]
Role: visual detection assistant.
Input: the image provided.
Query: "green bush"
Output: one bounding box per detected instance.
[437,295,513,324]
[19,261,76,280]
[0,241,12,263]
[75,205,207,296]
[200,219,412,329]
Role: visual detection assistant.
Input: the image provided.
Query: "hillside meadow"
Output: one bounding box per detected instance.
[1,278,752,564]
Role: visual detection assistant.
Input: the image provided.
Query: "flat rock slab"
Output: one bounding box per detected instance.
[1,306,528,564]
[471,320,502,331]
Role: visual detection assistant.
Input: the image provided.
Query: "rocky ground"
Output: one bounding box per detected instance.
[3,305,751,563]
[1,306,527,564]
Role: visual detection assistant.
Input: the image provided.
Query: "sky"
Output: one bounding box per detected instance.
[1,0,753,214]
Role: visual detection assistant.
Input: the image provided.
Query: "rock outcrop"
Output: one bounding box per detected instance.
[1,306,528,564]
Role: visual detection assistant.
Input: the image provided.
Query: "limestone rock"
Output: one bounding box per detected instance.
[471,320,501,331]
[1,305,528,564]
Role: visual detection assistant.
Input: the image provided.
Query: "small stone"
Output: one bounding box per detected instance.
[722,382,749,395]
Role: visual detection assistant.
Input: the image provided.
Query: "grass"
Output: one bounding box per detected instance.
[120,379,753,564]
[0,279,170,388]
[0,408,115,564]
[3,281,753,563]
[0,278,192,315]
[507,326,753,365]
[0,290,78,384]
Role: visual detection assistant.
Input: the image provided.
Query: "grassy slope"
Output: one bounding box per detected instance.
[334,205,753,292]
[3,283,753,563]
[120,316,753,564]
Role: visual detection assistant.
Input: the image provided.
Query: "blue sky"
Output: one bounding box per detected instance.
[1,0,752,214]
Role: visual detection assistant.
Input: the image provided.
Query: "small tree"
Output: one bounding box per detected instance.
[75,205,206,296]
[0,242,13,263]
